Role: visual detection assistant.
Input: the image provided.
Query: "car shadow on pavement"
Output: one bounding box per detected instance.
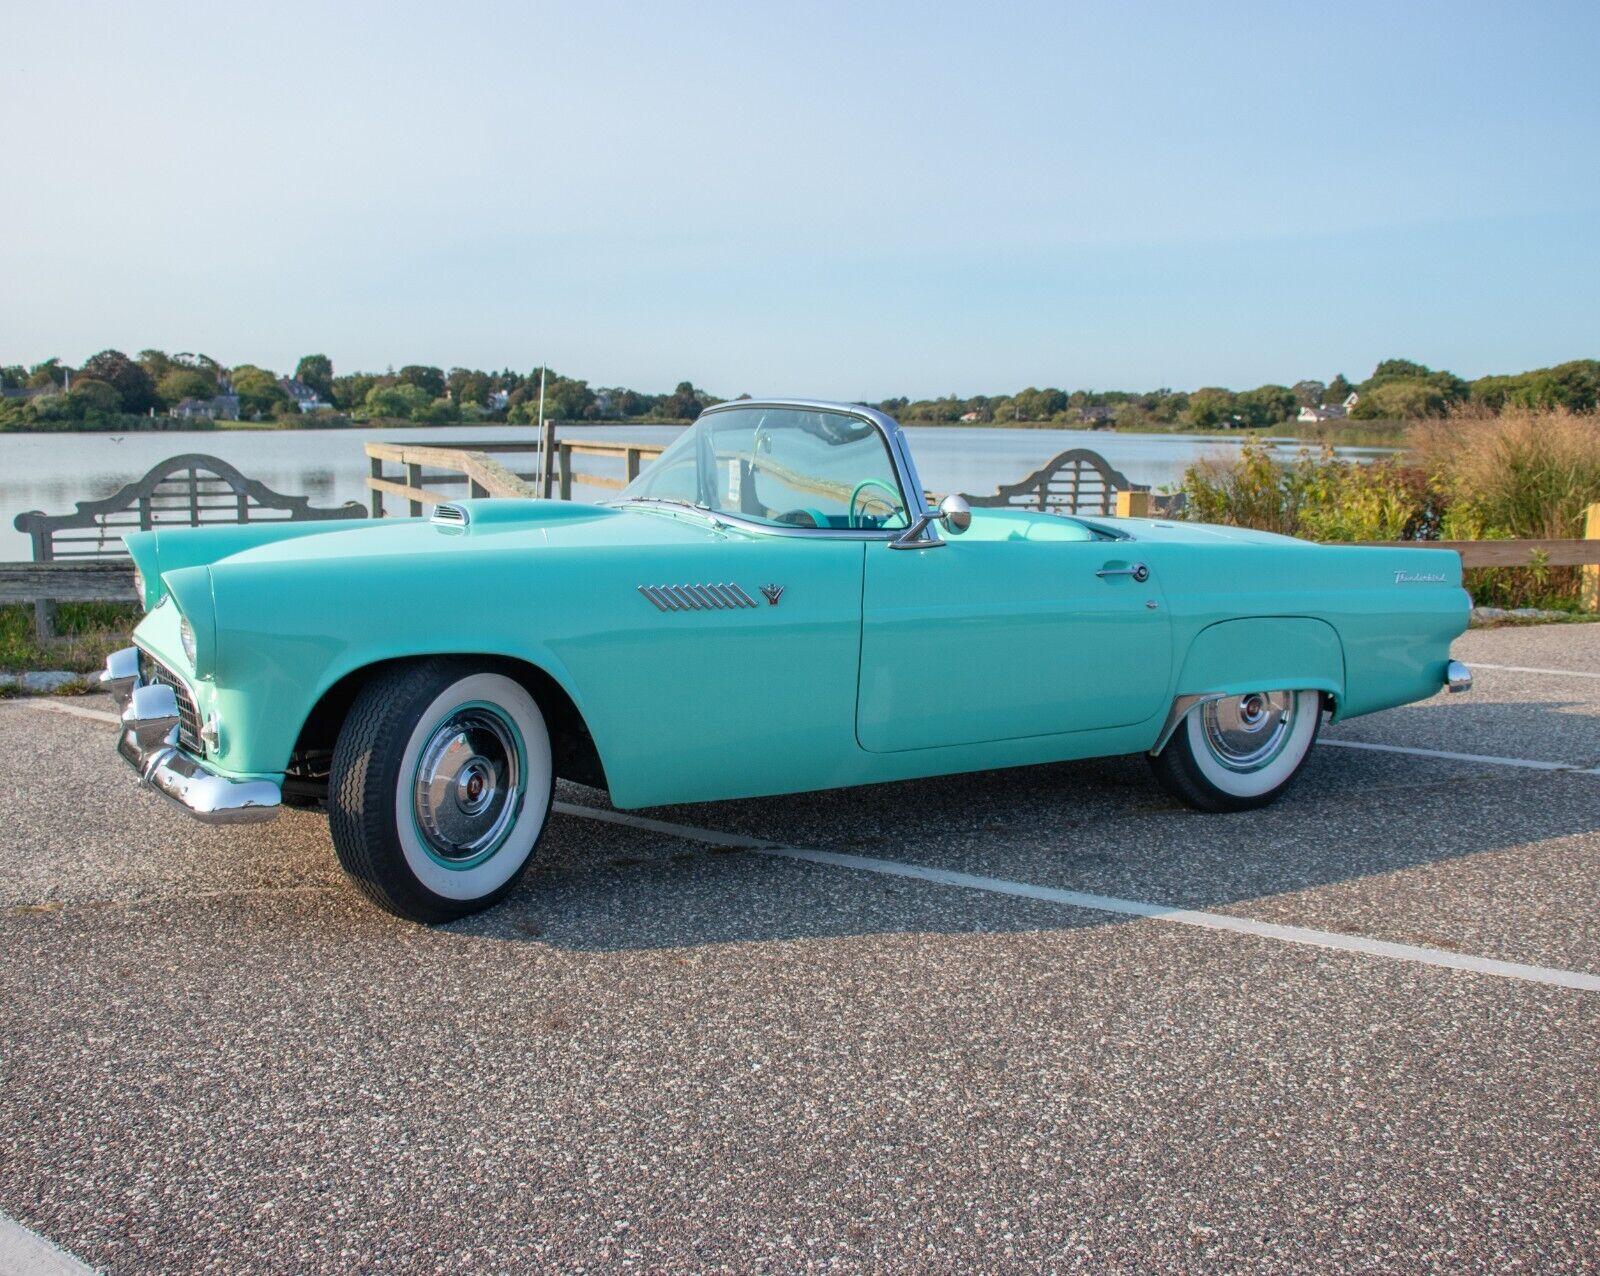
[445,695,1600,952]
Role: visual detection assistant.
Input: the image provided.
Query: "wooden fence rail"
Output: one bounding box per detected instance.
[364,439,667,515]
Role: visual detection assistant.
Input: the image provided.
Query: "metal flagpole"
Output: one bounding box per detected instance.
[536,366,550,498]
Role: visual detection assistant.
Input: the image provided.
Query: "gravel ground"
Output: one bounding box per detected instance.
[2,624,1598,1274]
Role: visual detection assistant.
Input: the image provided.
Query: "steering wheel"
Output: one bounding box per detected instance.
[848,478,905,530]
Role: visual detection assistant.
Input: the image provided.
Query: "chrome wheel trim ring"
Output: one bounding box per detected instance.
[1198,691,1297,772]
[410,702,526,870]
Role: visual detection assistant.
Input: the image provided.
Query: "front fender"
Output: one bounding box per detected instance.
[196,553,599,781]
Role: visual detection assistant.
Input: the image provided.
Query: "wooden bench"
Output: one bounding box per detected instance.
[960,448,1154,517]
[10,453,364,636]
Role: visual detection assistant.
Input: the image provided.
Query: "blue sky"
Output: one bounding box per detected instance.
[2,0,1596,397]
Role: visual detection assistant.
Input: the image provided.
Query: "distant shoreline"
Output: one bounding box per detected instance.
[0,414,1406,447]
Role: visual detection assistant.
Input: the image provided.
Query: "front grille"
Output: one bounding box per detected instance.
[139,650,202,753]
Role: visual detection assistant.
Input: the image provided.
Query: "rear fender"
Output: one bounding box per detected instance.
[1153,617,1344,751]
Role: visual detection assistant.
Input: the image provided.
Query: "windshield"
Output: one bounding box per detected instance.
[616,406,911,530]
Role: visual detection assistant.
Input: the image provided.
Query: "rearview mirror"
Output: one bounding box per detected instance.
[937,493,972,534]
[890,493,973,549]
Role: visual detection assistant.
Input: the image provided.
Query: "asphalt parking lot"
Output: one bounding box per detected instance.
[2,623,1598,1274]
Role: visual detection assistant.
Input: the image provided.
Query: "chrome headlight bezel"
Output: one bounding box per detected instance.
[180,616,197,666]
[132,565,146,610]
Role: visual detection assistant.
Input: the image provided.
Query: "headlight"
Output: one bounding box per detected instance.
[180,616,197,665]
[132,565,146,609]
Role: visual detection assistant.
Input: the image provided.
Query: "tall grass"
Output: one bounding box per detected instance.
[1411,406,1600,539]
[1181,407,1600,609]
[0,601,141,673]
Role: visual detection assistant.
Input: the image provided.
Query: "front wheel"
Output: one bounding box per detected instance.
[1148,690,1322,813]
[329,661,554,922]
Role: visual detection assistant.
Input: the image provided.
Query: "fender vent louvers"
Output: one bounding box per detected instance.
[638,583,758,612]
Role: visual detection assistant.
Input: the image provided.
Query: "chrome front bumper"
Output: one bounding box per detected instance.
[101,647,281,824]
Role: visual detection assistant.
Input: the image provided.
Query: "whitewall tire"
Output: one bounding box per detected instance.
[1148,690,1322,812]
[330,661,554,922]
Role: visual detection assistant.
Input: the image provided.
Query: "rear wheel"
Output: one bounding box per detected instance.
[329,661,554,922]
[1148,689,1322,813]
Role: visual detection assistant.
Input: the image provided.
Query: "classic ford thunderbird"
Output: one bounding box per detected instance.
[103,399,1472,921]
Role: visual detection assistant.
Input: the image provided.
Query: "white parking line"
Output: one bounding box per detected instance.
[1471,662,1600,679]
[19,699,119,725]
[1319,737,1600,774]
[0,1212,98,1276]
[554,802,1600,992]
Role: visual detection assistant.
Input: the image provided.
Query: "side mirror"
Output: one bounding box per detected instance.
[890,493,973,549]
[937,493,971,534]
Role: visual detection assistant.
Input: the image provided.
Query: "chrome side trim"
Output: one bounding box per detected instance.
[613,504,906,541]
[638,582,758,612]
[1446,660,1473,693]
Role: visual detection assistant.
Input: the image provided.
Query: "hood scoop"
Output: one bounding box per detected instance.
[431,504,470,531]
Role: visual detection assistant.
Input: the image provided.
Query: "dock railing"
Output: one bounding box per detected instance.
[363,438,668,516]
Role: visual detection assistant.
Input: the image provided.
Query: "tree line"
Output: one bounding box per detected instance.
[882,358,1600,428]
[2,349,1595,432]
[0,349,712,430]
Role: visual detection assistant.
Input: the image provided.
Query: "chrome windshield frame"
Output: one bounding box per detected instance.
[607,398,940,544]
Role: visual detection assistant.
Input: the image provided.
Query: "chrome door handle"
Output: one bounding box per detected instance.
[1096,562,1149,582]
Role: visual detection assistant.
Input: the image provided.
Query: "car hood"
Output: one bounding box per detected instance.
[141,501,727,574]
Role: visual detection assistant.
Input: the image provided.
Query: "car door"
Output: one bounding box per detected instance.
[856,530,1173,752]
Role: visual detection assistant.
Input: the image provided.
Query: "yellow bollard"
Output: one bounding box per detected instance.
[1115,489,1152,518]
[1583,503,1600,613]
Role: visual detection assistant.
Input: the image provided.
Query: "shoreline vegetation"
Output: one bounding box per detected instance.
[1181,406,1600,612]
[2,349,1594,440]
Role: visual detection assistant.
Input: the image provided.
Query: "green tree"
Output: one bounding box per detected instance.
[416,396,461,424]
[330,373,376,411]
[1291,379,1326,409]
[1235,384,1297,428]
[397,365,446,399]
[0,364,24,389]
[231,365,289,418]
[27,358,68,389]
[67,377,123,417]
[1186,387,1236,429]
[1326,373,1353,402]
[543,374,597,420]
[295,354,335,401]
[138,349,175,385]
[364,383,430,420]
[158,367,218,406]
[79,349,158,413]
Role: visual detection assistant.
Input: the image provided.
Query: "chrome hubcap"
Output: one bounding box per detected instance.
[1200,691,1296,771]
[412,706,525,866]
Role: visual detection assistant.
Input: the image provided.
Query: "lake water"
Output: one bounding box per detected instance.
[0,424,1391,561]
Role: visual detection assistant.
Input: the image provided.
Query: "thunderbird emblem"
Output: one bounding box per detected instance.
[760,583,785,606]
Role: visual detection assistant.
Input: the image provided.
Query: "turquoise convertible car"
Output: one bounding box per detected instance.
[103,399,1472,922]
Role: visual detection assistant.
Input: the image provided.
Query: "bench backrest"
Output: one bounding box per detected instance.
[13,452,366,561]
[961,448,1141,517]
